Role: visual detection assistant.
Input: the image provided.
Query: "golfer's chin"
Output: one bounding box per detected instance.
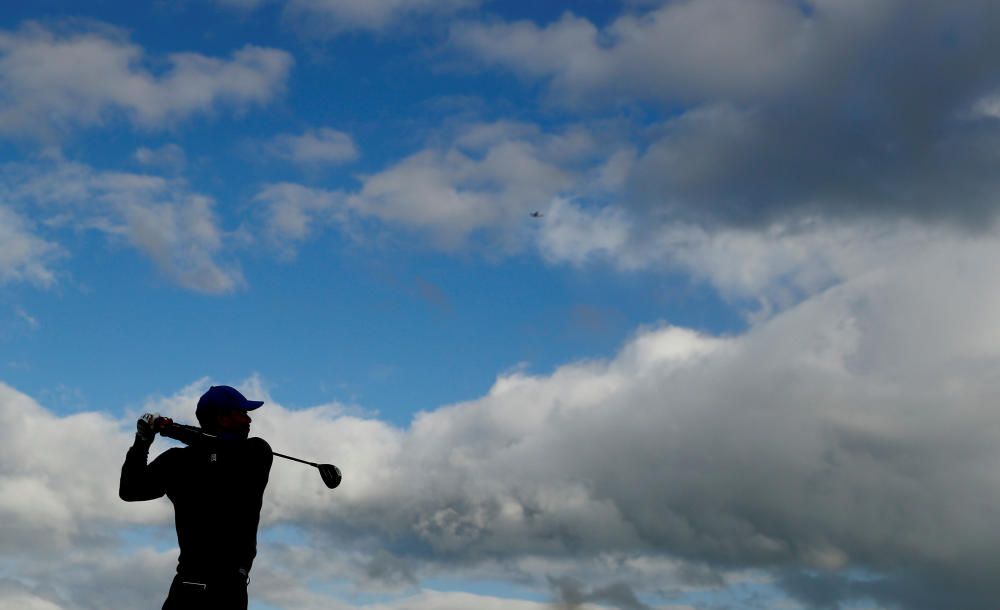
[219,427,250,441]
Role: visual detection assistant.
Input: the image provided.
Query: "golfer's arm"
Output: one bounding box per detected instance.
[118,439,168,501]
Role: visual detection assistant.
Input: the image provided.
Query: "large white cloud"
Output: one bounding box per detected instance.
[0,383,164,554]
[6,223,1000,608]
[0,376,773,609]
[250,227,1000,609]
[0,22,293,139]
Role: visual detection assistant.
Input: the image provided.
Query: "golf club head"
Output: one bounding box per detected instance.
[318,464,342,489]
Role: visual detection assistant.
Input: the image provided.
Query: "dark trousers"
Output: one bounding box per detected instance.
[162,573,248,610]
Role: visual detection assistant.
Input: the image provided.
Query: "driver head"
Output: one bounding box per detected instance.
[318,464,342,489]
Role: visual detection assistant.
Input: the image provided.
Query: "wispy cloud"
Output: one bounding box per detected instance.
[285,0,482,35]
[133,143,187,173]
[266,127,359,167]
[0,206,62,287]
[5,158,244,293]
[13,307,39,330]
[250,121,614,255]
[253,182,348,258]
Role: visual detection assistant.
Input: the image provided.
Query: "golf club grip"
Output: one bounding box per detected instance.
[160,422,215,445]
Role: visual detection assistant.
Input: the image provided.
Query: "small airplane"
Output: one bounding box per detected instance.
[530,211,544,218]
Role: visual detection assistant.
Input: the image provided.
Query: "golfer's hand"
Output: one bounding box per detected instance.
[136,413,173,443]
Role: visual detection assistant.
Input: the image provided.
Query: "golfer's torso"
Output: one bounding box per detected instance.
[164,438,272,577]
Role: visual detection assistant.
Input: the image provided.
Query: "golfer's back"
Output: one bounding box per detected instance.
[158,437,272,579]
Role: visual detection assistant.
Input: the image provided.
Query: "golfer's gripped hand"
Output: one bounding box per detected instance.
[136,413,173,443]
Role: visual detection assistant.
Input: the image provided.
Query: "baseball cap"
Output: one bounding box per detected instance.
[196,385,264,417]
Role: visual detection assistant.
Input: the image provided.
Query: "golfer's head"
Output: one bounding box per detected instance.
[196,385,264,439]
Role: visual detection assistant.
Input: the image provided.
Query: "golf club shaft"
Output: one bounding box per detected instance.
[160,422,323,469]
[272,451,319,468]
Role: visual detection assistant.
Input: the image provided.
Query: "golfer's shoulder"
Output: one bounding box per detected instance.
[246,437,272,459]
[151,446,186,467]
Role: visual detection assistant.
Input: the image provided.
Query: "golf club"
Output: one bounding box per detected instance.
[271,451,342,489]
[158,420,342,489]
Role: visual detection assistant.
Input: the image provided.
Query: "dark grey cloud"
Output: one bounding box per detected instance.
[0,577,63,610]
[629,93,1000,230]
[456,0,1000,229]
[548,576,651,610]
[363,550,419,589]
[779,561,1000,610]
[778,571,856,610]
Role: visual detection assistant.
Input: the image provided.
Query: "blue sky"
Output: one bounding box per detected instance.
[4,223,741,424]
[5,1,1000,609]
[0,1,741,421]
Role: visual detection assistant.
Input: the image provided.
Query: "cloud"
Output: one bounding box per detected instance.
[5,158,244,293]
[253,182,348,257]
[549,576,651,610]
[535,199,931,313]
[284,0,481,35]
[453,0,1000,229]
[452,0,819,105]
[133,143,187,173]
[414,277,453,315]
[247,120,942,317]
[0,21,293,139]
[345,121,601,250]
[0,579,63,610]
[266,127,359,167]
[251,121,615,256]
[0,383,161,556]
[8,226,1000,608]
[364,590,603,610]
[216,0,270,9]
[535,199,635,268]
[13,307,39,330]
[23,548,180,610]
[0,374,668,607]
[0,206,62,287]
[236,227,1000,609]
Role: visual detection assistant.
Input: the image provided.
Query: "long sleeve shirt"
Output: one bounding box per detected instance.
[120,435,273,579]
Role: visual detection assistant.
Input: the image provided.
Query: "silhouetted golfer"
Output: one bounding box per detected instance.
[120,385,272,610]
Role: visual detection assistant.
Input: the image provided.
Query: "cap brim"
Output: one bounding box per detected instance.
[244,400,264,411]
